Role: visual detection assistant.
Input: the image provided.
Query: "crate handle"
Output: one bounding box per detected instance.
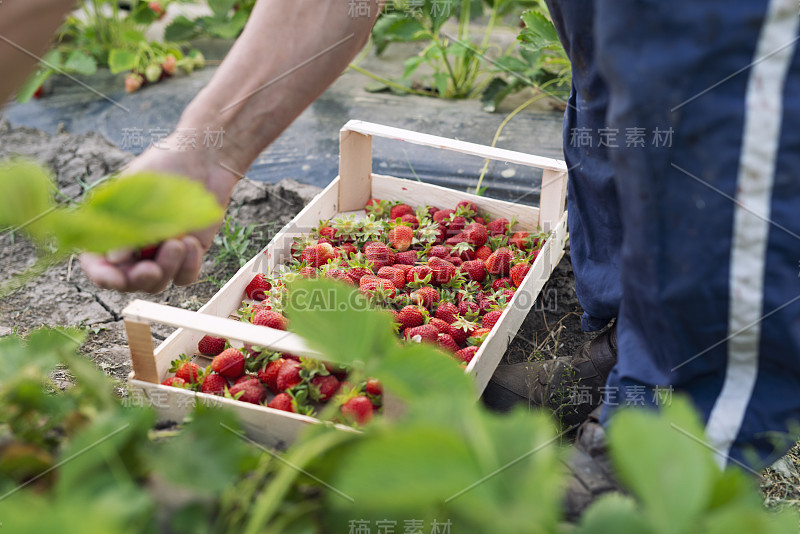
[123,299,321,383]
[338,120,568,230]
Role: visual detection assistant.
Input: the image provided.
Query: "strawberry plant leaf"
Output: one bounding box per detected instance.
[63,50,97,76]
[15,68,54,103]
[0,159,55,237]
[575,494,652,534]
[165,15,200,41]
[108,49,137,74]
[207,0,238,18]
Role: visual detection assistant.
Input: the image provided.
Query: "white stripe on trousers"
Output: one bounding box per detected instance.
[705,0,799,467]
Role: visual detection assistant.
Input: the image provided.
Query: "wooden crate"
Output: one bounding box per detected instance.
[122,120,568,448]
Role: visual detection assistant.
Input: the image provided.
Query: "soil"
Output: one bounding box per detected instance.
[1,121,797,512]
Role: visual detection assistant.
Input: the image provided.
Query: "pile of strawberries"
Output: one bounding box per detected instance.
[161,198,546,423]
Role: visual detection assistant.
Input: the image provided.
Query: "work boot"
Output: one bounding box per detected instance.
[482,323,617,427]
[561,406,621,522]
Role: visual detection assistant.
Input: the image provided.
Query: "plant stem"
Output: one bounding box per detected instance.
[347,63,432,97]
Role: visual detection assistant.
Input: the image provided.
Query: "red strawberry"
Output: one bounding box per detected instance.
[463,222,488,247]
[282,352,301,361]
[485,247,512,276]
[482,310,503,330]
[394,250,417,265]
[301,242,336,268]
[229,379,266,404]
[429,317,450,334]
[364,242,395,268]
[510,231,530,249]
[311,374,340,401]
[437,333,460,352]
[428,257,456,285]
[486,218,509,236]
[474,216,486,225]
[492,277,513,291]
[149,1,165,18]
[211,348,246,379]
[325,268,352,284]
[447,216,467,236]
[387,225,413,252]
[433,209,454,224]
[365,378,383,396]
[377,266,406,289]
[339,242,358,258]
[257,358,286,393]
[510,263,531,287]
[406,265,433,285]
[276,360,302,391]
[455,346,478,364]
[341,396,373,425]
[253,310,287,331]
[245,274,271,300]
[139,244,160,260]
[201,373,228,395]
[411,286,440,309]
[400,214,419,228]
[365,198,390,218]
[396,305,425,329]
[124,73,143,93]
[404,324,439,342]
[457,200,478,214]
[174,361,201,384]
[299,266,316,278]
[319,225,338,242]
[33,85,45,99]
[346,266,372,285]
[458,299,480,316]
[393,263,414,277]
[268,393,295,412]
[428,245,450,259]
[359,277,397,298]
[475,246,492,262]
[435,302,459,324]
[198,335,226,356]
[161,377,187,387]
[459,260,486,283]
[389,203,414,220]
[161,54,177,76]
[448,255,463,267]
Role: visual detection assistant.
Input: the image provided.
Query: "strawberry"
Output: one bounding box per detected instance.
[448,255,463,267]
[139,244,160,260]
[492,277,513,291]
[429,317,450,333]
[339,242,358,258]
[346,266,372,285]
[161,377,187,387]
[486,217,510,236]
[455,346,478,364]
[124,73,143,93]
[365,378,383,396]
[325,268,352,284]
[459,260,486,283]
[377,266,405,289]
[510,231,530,249]
[229,379,266,404]
[447,216,467,236]
[149,1,165,18]
[299,266,316,278]
[434,302,459,324]
[201,373,228,395]
[197,335,226,356]
[475,245,492,262]
[341,396,373,425]
[474,216,486,225]
[437,333,460,352]
[245,273,271,300]
[463,222,488,247]
[172,360,201,384]
[428,245,450,259]
[33,85,45,99]
[282,352,301,361]
[485,247,512,276]
[319,225,339,242]
[510,262,531,287]
[161,54,177,76]
[276,360,302,391]
[389,203,414,220]
[396,305,425,329]
[364,242,395,269]
[411,286,440,309]
[458,299,480,317]
[301,242,336,268]
[211,347,246,379]
[457,200,478,214]
[311,374,340,401]
[387,225,413,252]
[433,209,454,224]
[450,317,478,343]
[393,263,414,277]
[469,328,491,346]
[257,357,286,393]
[359,277,397,299]
[400,214,419,228]
[404,324,439,342]
[394,250,417,265]
[428,257,456,285]
[365,198,390,218]
[406,265,433,285]
[268,393,295,412]
[482,310,503,330]
[253,310,287,330]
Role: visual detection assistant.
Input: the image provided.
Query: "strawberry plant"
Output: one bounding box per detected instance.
[165,0,258,41]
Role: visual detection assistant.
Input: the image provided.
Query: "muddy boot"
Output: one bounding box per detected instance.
[561,407,621,521]
[482,323,617,427]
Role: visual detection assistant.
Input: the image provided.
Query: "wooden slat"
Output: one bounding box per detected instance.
[338,129,373,211]
[539,169,568,231]
[342,120,567,173]
[124,319,159,383]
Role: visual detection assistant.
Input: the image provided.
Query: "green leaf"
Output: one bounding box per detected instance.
[433,71,449,97]
[165,15,200,41]
[16,68,54,103]
[519,10,560,50]
[108,49,137,74]
[575,494,653,534]
[48,172,224,253]
[208,0,238,18]
[372,13,427,55]
[606,398,718,534]
[63,50,97,76]
[401,55,425,79]
[40,49,63,69]
[285,279,397,367]
[480,76,509,112]
[130,1,159,24]
[205,10,249,39]
[0,159,55,237]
